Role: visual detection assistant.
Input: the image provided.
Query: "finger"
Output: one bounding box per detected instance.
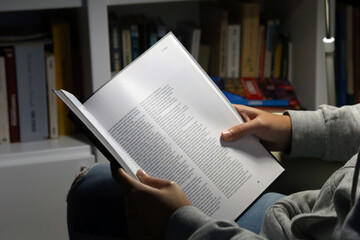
[233,105,262,120]
[115,167,144,192]
[221,119,258,141]
[136,169,174,189]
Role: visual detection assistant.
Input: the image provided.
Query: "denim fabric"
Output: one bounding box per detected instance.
[236,192,286,234]
[67,163,127,240]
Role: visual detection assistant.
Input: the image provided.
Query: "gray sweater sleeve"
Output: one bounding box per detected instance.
[286,104,360,161]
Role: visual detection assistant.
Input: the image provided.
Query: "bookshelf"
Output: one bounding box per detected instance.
[0,0,336,238]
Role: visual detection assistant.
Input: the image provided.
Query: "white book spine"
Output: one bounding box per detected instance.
[15,44,49,141]
[46,54,59,139]
[227,24,241,78]
[0,56,10,144]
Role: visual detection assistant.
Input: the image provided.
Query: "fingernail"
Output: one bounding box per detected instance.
[222,130,232,139]
[137,169,147,177]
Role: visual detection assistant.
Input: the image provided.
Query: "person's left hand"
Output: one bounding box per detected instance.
[110,161,192,240]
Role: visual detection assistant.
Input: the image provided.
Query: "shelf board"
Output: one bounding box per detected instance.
[0,0,82,12]
[107,0,193,6]
[0,135,94,167]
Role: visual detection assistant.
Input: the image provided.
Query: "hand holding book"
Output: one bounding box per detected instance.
[110,161,192,239]
[221,105,292,151]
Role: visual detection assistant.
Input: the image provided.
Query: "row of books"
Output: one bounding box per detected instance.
[200,1,289,80]
[108,1,290,83]
[212,77,299,108]
[0,22,76,144]
[335,1,360,106]
[108,13,167,74]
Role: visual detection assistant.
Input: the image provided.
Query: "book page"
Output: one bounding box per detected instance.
[83,33,284,219]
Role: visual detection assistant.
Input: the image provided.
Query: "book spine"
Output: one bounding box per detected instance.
[336,7,347,106]
[138,22,149,54]
[346,5,354,104]
[240,3,260,78]
[226,24,240,78]
[190,29,201,61]
[257,25,266,79]
[4,48,20,143]
[0,55,10,144]
[240,77,264,100]
[109,21,123,73]
[219,11,228,78]
[130,24,140,60]
[264,20,274,78]
[353,7,360,103]
[15,44,49,142]
[52,22,75,135]
[280,36,289,79]
[122,28,132,67]
[273,42,283,79]
[45,53,59,139]
[198,44,211,73]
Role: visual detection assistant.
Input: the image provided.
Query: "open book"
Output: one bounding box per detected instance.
[55,32,284,220]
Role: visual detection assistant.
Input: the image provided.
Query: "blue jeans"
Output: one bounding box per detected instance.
[67,164,285,239]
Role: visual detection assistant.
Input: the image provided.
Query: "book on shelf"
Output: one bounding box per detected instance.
[239,2,260,78]
[52,22,75,135]
[198,44,211,73]
[14,43,49,142]
[336,5,347,107]
[109,12,123,74]
[55,33,284,220]
[121,20,132,68]
[273,38,283,79]
[257,25,266,79]
[353,7,360,104]
[136,15,150,54]
[200,3,228,78]
[0,55,10,144]
[346,4,354,105]
[280,34,290,80]
[226,24,241,78]
[45,52,59,139]
[176,22,201,61]
[3,47,20,143]
[264,20,275,79]
[222,77,299,108]
[129,20,140,61]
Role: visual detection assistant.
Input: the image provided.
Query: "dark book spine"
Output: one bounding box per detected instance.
[353,7,360,103]
[4,48,20,142]
[109,21,123,72]
[336,7,347,107]
[138,22,149,54]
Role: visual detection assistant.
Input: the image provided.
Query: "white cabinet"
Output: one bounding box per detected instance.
[0,136,95,240]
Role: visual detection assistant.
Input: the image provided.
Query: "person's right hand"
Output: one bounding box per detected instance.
[221,105,292,152]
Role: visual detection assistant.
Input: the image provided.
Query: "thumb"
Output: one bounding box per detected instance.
[222,120,258,141]
[136,169,173,189]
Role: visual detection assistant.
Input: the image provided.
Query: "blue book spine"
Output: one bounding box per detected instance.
[130,24,140,60]
[336,8,347,107]
[15,44,49,141]
[222,91,289,106]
